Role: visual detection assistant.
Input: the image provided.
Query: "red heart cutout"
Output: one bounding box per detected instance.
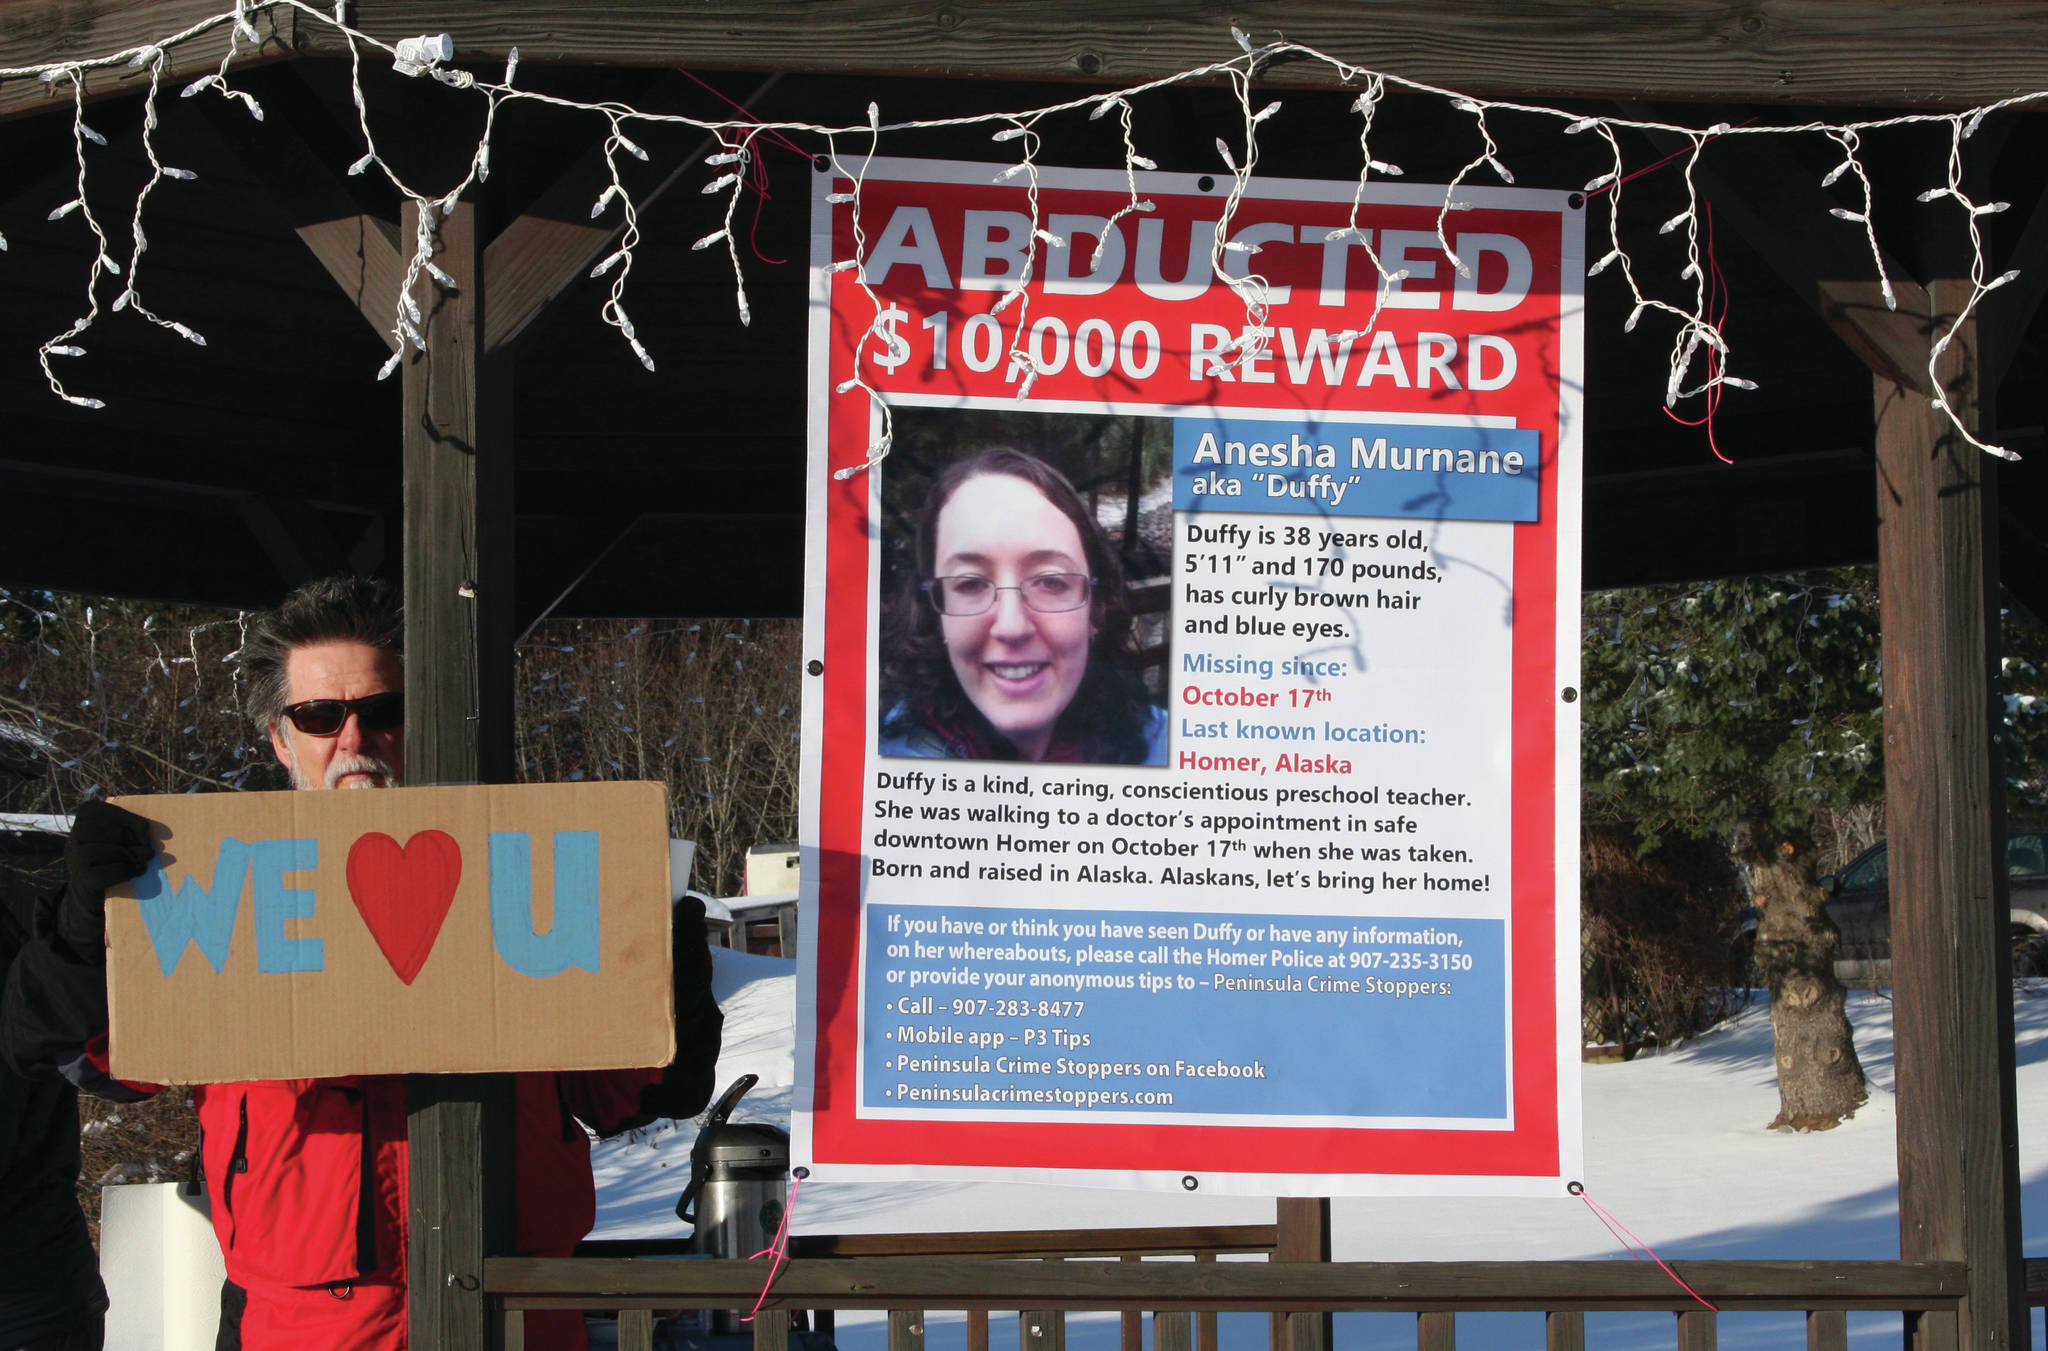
[345,830,461,986]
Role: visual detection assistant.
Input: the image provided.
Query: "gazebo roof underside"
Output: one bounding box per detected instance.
[4,2,2048,622]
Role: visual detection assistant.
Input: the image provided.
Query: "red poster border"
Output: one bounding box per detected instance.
[807,169,1565,1185]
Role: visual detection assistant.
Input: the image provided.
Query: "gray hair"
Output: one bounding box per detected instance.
[243,576,403,730]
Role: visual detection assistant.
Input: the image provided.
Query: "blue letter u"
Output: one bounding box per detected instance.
[488,832,601,977]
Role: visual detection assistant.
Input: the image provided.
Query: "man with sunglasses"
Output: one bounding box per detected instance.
[1,576,723,1351]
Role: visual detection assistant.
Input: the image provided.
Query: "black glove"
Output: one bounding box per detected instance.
[58,799,154,958]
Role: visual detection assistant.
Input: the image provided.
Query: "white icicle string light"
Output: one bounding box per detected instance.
[1660,132,1730,409]
[37,71,115,410]
[1089,96,1157,268]
[827,116,899,481]
[1437,96,1515,278]
[704,127,760,328]
[1920,114,2017,461]
[0,5,2040,459]
[1205,67,1275,372]
[989,118,1055,398]
[1327,75,1404,346]
[1822,126,1897,313]
[594,113,657,372]
[115,51,208,350]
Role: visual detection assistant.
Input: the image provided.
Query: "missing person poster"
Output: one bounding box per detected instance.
[795,156,1582,1195]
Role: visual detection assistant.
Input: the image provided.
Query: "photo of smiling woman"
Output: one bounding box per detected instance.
[878,416,1171,766]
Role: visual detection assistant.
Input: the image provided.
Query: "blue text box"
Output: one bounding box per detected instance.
[1174,417,1540,523]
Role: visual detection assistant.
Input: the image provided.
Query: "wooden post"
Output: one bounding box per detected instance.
[1273,1197,1330,1351]
[401,195,517,1351]
[1876,275,2026,1351]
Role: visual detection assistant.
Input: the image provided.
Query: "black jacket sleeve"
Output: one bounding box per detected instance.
[562,895,726,1138]
[1,803,153,1100]
[636,895,724,1122]
[1,883,152,1100]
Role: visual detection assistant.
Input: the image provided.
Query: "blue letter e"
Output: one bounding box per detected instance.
[251,838,324,974]
[488,832,601,978]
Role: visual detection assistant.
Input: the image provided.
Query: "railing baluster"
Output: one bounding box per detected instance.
[1545,1310,1584,1351]
[1677,1308,1718,1351]
[968,1309,990,1351]
[1155,1309,1194,1351]
[618,1308,654,1351]
[503,1307,525,1351]
[1196,1253,1219,1351]
[755,1306,790,1351]
[1123,1254,1144,1351]
[1022,1309,1067,1351]
[1283,1309,1329,1351]
[1417,1310,1455,1350]
[1806,1309,1846,1351]
[1904,1308,1961,1351]
[890,1309,927,1351]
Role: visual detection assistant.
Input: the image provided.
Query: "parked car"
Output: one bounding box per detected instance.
[1732,829,2048,984]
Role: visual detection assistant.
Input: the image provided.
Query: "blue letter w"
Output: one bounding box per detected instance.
[132,838,252,975]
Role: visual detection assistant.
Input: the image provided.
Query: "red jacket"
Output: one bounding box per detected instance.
[198,1069,661,1351]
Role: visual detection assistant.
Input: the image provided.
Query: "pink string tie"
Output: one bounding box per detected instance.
[1570,1180,1719,1312]
[739,1166,805,1323]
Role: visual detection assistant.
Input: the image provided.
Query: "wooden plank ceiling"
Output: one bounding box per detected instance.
[0,5,2046,618]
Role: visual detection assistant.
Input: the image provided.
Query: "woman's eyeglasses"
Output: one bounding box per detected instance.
[280,692,405,736]
[924,573,1094,616]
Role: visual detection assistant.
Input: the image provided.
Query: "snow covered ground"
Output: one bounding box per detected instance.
[592,949,2048,1349]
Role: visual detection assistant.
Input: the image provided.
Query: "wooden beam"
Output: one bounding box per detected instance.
[296,216,405,346]
[398,194,516,1351]
[790,1224,1277,1258]
[235,492,349,584]
[1876,277,2027,1351]
[0,0,298,120]
[486,1256,1970,1310]
[1583,449,1877,587]
[15,1,2048,120]
[299,1,2048,109]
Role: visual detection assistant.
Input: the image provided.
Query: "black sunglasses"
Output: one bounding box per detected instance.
[280,692,405,737]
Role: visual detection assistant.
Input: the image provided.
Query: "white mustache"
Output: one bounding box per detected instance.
[327,754,399,789]
[291,752,400,790]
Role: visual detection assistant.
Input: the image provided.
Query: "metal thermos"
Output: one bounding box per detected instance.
[677,1076,790,1335]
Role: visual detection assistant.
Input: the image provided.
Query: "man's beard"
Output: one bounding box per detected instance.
[285,747,402,790]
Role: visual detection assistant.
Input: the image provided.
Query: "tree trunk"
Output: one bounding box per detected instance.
[1751,835,1867,1129]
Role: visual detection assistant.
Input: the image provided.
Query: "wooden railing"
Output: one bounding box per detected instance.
[489,1253,1966,1351]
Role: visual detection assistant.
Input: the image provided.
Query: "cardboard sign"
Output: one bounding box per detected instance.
[105,781,674,1083]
